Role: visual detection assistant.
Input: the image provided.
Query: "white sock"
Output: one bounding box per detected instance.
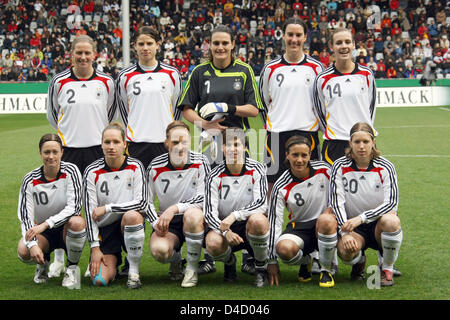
[54,248,65,263]
[310,250,319,260]
[185,231,204,272]
[124,224,145,275]
[381,229,403,272]
[247,231,269,266]
[65,229,86,266]
[318,232,338,271]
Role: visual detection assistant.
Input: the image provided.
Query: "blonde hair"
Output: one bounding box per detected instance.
[102,122,126,142]
[345,122,381,160]
[70,35,96,53]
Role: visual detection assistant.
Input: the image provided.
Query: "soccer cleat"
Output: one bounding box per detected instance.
[127,273,142,289]
[169,258,186,281]
[381,269,394,287]
[197,259,217,275]
[34,261,49,284]
[350,255,366,281]
[224,253,237,283]
[254,270,269,288]
[48,260,66,278]
[393,266,402,277]
[62,265,81,290]
[241,257,257,275]
[311,258,321,275]
[298,263,312,282]
[181,269,198,288]
[319,270,335,288]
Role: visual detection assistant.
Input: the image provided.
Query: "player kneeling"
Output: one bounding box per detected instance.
[17,134,86,289]
[267,136,335,287]
[329,122,403,286]
[204,128,270,287]
[84,123,148,288]
[146,121,210,288]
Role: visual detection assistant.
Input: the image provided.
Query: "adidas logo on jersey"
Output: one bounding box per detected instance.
[345,78,351,83]
[81,84,87,88]
[359,176,366,180]
[291,68,297,72]
[307,182,313,187]
[177,174,183,179]
[233,180,239,185]
[203,70,211,76]
[147,76,153,80]
[114,175,120,180]
[52,185,57,189]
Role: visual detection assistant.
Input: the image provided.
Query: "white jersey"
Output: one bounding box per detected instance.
[329,156,399,230]
[116,62,182,143]
[267,161,331,261]
[145,151,210,226]
[313,63,376,141]
[83,156,147,247]
[17,161,83,249]
[204,157,268,233]
[47,68,117,148]
[259,55,324,132]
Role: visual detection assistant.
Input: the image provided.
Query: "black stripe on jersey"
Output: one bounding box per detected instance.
[313,66,335,130]
[364,157,398,221]
[48,69,71,123]
[258,57,283,124]
[358,64,377,120]
[267,169,293,260]
[329,156,352,227]
[204,163,227,230]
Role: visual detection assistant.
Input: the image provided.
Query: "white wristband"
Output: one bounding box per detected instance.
[222,229,230,237]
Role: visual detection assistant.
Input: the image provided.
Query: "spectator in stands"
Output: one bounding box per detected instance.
[387,65,397,78]
[405,65,417,78]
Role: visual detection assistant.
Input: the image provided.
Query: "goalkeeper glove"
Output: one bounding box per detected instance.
[199,102,236,119]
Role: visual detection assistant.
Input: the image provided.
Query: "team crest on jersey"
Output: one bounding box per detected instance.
[161,80,168,91]
[127,178,132,189]
[233,80,242,91]
[305,73,312,85]
[374,183,381,192]
[96,87,102,99]
[360,79,365,93]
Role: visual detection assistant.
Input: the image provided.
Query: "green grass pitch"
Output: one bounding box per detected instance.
[0,107,449,301]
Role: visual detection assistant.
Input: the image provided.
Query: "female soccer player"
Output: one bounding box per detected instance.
[259,17,324,191]
[177,24,263,273]
[84,123,148,289]
[204,128,270,287]
[267,135,335,287]
[116,26,183,169]
[328,122,402,286]
[17,134,86,289]
[313,28,377,166]
[46,35,116,277]
[146,121,210,288]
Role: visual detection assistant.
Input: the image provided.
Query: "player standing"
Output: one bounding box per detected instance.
[46,35,116,277]
[313,28,376,166]
[84,123,148,288]
[177,25,263,274]
[329,122,402,286]
[17,134,86,289]
[116,26,182,169]
[145,121,210,288]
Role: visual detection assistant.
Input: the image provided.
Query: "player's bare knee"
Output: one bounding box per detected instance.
[67,216,86,231]
[276,240,298,261]
[183,208,204,229]
[316,212,337,234]
[150,243,172,263]
[378,213,401,232]
[205,236,224,257]
[122,210,144,226]
[247,213,269,235]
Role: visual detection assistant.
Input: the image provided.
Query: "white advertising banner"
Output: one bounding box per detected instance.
[0,94,47,114]
[377,86,449,107]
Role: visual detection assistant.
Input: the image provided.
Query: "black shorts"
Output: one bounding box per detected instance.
[151,214,185,252]
[98,219,124,266]
[281,219,318,255]
[41,225,67,258]
[204,220,254,257]
[265,130,320,183]
[353,220,381,252]
[321,139,349,165]
[127,141,167,169]
[62,145,103,175]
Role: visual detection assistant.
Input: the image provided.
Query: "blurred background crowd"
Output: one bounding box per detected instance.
[0,0,449,82]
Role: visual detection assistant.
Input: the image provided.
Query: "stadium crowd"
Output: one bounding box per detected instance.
[0,0,449,82]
